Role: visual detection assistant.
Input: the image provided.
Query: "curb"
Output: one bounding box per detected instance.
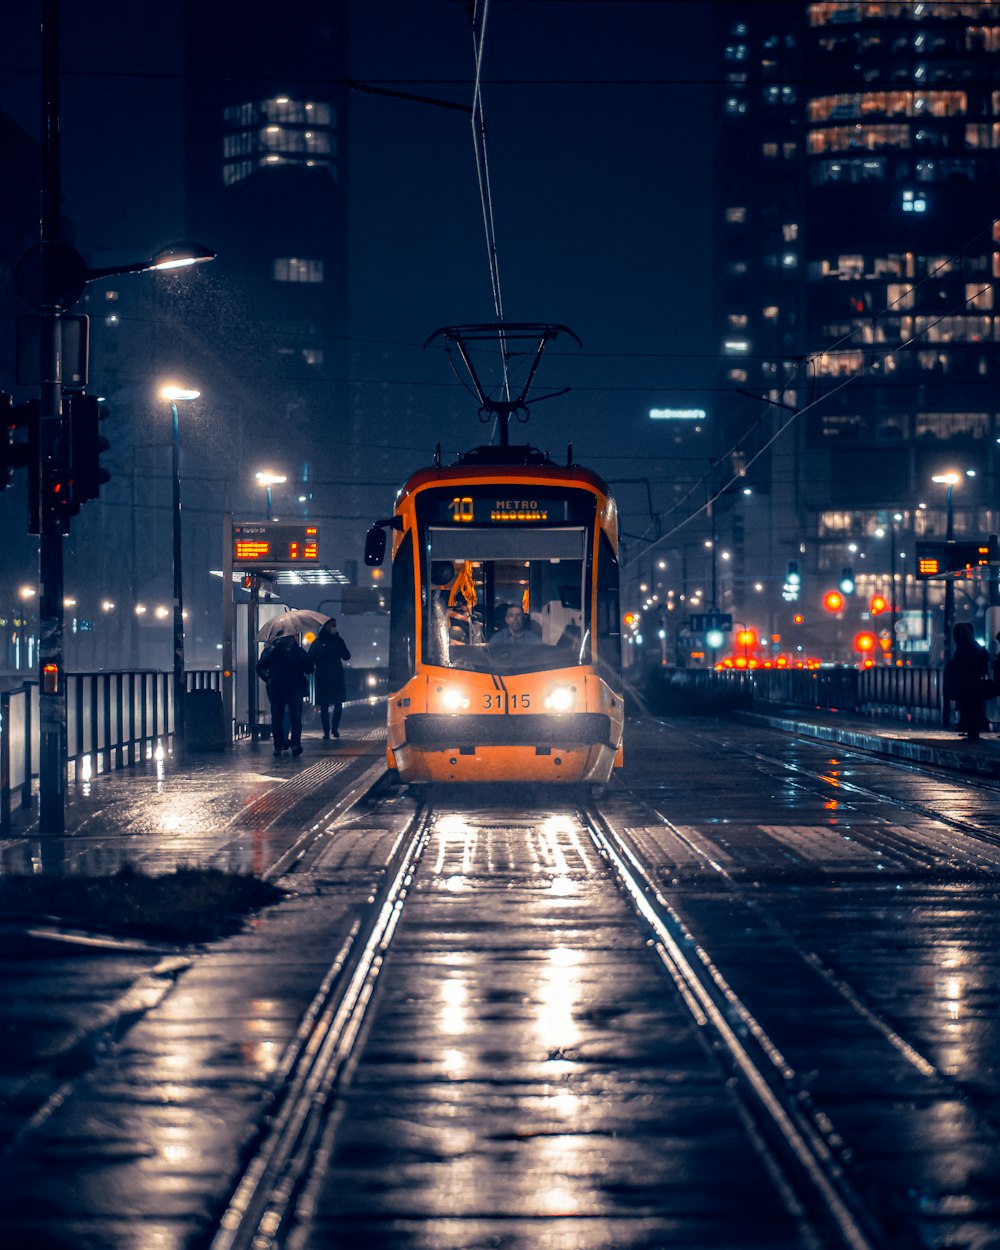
[738,710,1000,780]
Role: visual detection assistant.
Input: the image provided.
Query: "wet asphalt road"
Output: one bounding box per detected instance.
[2,707,1000,1247]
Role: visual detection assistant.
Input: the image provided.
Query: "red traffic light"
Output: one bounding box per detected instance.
[823,590,844,612]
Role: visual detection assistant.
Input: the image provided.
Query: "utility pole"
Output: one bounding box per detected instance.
[37,0,68,833]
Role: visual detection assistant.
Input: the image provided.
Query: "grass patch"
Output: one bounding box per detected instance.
[0,865,286,944]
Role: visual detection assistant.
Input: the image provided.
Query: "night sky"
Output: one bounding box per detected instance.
[348,0,715,476]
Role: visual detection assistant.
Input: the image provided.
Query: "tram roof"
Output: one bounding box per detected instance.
[396,444,612,499]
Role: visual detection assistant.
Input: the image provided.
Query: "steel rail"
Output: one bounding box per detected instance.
[209,798,434,1250]
[582,802,881,1250]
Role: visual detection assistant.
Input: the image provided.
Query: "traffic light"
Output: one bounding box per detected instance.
[1,393,38,491]
[839,566,855,595]
[783,560,801,602]
[67,393,110,506]
[823,589,844,612]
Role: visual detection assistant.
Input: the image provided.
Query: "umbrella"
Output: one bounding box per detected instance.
[256,609,331,642]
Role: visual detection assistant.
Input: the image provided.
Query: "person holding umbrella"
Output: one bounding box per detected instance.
[256,629,314,757]
[309,617,351,738]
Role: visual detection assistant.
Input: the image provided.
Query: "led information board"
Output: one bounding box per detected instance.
[915,536,997,579]
[233,522,319,568]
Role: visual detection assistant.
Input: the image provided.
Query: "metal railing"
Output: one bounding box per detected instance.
[642,664,944,725]
[0,669,224,836]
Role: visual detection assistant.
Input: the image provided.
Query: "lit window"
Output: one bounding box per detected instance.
[902,190,927,212]
[728,313,749,329]
[724,339,751,354]
[726,207,748,224]
[763,306,779,320]
[274,258,324,283]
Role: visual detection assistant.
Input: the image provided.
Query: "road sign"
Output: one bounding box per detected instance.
[915,536,997,579]
[233,521,320,568]
[689,612,733,632]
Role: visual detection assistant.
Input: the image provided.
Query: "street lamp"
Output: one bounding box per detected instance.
[932,471,962,669]
[255,471,287,520]
[161,384,201,755]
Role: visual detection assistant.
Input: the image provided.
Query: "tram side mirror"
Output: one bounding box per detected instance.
[364,526,386,566]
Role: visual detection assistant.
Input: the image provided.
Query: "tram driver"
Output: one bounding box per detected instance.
[490,603,543,646]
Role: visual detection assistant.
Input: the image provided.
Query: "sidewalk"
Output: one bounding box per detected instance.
[740,703,1000,780]
[0,700,388,874]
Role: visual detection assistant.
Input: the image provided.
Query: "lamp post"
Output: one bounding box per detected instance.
[255,470,287,520]
[161,386,200,755]
[932,472,961,668]
[248,472,285,743]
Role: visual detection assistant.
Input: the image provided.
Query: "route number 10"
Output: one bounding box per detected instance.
[449,496,474,523]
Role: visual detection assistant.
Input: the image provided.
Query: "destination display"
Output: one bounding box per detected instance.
[233,522,319,568]
[425,492,576,525]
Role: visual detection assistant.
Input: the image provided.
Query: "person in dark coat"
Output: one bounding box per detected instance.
[308,617,351,738]
[943,621,991,740]
[256,632,314,756]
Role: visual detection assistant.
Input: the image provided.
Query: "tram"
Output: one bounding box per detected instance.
[364,324,623,784]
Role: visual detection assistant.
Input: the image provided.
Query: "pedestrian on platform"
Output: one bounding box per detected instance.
[256,632,313,757]
[309,617,351,739]
[943,621,991,740]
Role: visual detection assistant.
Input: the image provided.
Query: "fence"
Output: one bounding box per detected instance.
[0,669,223,836]
[642,664,944,724]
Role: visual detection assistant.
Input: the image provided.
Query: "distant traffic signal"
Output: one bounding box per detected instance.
[839,566,855,594]
[0,393,38,491]
[783,560,801,602]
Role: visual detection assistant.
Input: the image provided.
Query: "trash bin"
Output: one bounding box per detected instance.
[184,689,226,752]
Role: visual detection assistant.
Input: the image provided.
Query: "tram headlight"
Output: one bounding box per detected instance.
[544,685,576,713]
[440,686,469,712]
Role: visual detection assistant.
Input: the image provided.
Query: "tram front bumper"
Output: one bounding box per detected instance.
[403,712,614,750]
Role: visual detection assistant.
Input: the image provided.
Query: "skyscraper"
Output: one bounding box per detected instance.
[714,1,1000,663]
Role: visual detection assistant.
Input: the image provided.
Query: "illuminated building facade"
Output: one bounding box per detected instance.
[714,1,1000,662]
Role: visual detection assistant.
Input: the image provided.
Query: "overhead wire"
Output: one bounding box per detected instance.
[469,0,512,417]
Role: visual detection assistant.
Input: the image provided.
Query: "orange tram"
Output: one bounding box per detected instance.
[365,323,624,785]
[365,440,624,785]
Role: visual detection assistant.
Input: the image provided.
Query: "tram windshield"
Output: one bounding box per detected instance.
[422,525,589,674]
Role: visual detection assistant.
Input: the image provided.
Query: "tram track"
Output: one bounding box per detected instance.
[6,736,1000,1248]
[200,792,900,1250]
[608,719,1000,1244]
